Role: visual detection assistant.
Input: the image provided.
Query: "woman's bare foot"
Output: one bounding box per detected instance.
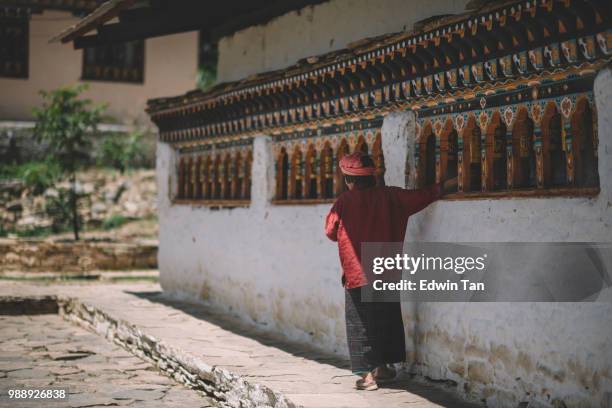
[373,365,397,383]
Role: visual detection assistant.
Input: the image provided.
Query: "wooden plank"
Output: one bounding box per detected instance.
[50,0,136,43]
[442,187,600,201]
[172,199,251,208]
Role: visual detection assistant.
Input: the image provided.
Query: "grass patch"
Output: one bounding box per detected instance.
[101,215,132,230]
[14,226,55,238]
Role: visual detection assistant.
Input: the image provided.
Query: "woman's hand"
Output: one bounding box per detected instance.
[441,177,458,195]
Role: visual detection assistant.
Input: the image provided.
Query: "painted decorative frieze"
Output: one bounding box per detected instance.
[272,119,384,202]
[414,74,598,194]
[148,0,609,205]
[175,138,253,205]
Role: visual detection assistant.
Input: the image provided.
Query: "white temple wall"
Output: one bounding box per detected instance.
[156,137,348,354]
[402,67,612,407]
[156,68,612,408]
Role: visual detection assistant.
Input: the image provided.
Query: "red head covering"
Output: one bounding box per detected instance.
[339,152,375,176]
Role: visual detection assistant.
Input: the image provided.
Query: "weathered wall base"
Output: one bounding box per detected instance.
[58,296,293,408]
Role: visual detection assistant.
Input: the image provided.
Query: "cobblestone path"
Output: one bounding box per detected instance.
[0,281,480,408]
[0,315,213,407]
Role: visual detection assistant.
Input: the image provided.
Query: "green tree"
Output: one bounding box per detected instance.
[32,84,106,240]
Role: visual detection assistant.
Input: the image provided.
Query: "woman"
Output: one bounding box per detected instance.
[325,151,456,390]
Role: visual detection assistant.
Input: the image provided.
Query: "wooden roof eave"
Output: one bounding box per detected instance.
[146,0,603,116]
[49,0,136,44]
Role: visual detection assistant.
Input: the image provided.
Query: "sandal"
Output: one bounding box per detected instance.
[355,377,378,391]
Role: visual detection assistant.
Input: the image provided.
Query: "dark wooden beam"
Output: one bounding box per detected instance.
[437,37,460,66]
[413,46,435,73]
[321,76,341,97]
[285,85,303,104]
[402,52,425,75]
[275,86,292,106]
[384,56,404,79]
[327,72,350,94]
[420,42,447,70]
[460,34,485,60]
[342,69,361,91]
[525,17,546,44]
[568,0,597,32]
[554,4,577,35]
[473,29,499,56]
[447,34,472,63]
[588,0,612,26]
[293,83,312,103]
[350,66,371,88]
[316,79,335,100]
[305,79,325,101]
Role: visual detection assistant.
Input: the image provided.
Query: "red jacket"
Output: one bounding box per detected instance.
[325,184,442,289]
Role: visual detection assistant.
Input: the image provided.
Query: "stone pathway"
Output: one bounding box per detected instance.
[0,314,213,407]
[0,281,480,407]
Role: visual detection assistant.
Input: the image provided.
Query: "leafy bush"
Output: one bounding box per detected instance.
[197,38,218,91]
[0,163,19,179]
[0,160,61,196]
[17,161,61,195]
[197,66,217,91]
[97,131,149,172]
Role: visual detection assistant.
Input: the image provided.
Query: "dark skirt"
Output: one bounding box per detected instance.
[345,287,406,374]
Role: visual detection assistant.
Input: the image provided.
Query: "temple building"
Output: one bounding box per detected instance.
[0,0,197,126]
[58,0,612,406]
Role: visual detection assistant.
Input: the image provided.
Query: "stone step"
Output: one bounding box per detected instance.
[0,238,158,272]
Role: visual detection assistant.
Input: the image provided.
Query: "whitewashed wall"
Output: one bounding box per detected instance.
[217,0,470,83]
[156,136,347,354]
[401,68,612,407]
[157,68,612,407]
